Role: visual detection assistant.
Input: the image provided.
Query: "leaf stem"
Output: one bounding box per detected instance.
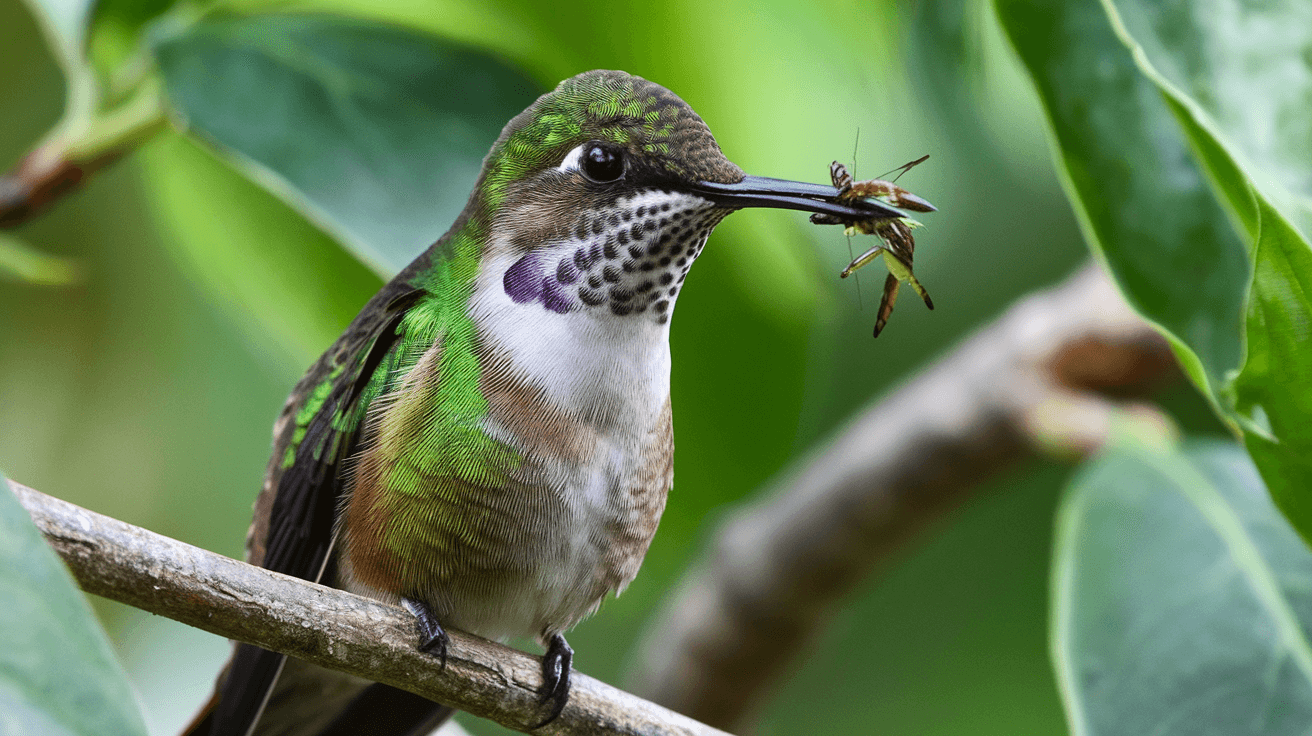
[0,79,167,228]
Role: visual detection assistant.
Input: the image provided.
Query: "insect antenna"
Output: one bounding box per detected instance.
[848,128,862,306]
[879,154,930,183]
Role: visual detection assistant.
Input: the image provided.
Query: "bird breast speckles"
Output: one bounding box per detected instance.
[501,190,728,324]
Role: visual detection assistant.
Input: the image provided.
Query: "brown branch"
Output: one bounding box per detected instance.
[1,82,165,228]
[0,147,124,228]
[7,480,732,736]
[629,263,1179,730]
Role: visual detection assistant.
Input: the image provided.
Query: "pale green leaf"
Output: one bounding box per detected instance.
[1054,441,1312,736]
[0,233,81,285]
[0,476,148,736]
[137,131,382,367]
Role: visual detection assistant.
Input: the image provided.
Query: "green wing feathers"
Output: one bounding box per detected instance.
[340,292,524,596]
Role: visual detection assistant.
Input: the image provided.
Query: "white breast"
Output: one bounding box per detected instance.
[459,236,674,639]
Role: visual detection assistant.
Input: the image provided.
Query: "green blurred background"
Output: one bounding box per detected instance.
[0,0,1225,734]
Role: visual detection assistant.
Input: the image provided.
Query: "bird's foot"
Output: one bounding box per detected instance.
[529,634,573,729]
[401,598,449,669]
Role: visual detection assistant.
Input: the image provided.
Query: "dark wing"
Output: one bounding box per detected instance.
[204,286,424,736]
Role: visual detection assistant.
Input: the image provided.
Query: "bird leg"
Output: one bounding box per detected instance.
[530,634,573,729]
[401,598,449,670]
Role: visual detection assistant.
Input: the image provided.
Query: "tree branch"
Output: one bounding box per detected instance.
[629,263,1180,730]
[7,480,731,736]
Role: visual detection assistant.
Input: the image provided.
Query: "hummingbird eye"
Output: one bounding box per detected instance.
[580,142,625,183]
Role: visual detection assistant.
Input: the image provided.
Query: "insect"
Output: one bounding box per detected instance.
[810,157,935,337]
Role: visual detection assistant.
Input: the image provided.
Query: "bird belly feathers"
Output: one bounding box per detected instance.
[338,271,675,644]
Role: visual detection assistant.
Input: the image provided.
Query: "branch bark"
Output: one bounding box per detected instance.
[7,480,731,736]
[629,263,1180,730]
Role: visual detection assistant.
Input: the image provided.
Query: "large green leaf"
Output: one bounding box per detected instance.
[137,130,383,367]
[1096,0,1312,543]
[1232,200,1312,543]
[1105,0,1312,242]
[993,0,1249,409]
[152,13,542,275]
[0,476,148,736]
[1053,441,1312,735]
[995,0,1312,540]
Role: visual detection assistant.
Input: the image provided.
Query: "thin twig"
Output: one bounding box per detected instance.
[1,82,165,228]
[629,263,1179,730]
[7,480,732,736]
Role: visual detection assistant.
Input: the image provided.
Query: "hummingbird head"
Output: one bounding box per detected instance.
[473,69,921,326]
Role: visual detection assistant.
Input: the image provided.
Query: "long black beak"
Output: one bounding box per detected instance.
[692,175,934,220]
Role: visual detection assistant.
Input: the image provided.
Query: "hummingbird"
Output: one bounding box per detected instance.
[182,69,922,736]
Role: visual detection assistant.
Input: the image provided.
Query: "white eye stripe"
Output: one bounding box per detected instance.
[557,144,587,173]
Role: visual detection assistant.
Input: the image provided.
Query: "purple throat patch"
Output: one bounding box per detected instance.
[499,197,722,322]
[504,253,576,314]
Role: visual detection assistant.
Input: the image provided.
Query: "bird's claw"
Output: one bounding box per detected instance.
[401,598,449,670]
[528,634,573,729]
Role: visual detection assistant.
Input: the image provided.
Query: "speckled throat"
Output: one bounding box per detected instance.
[501,189,729,324]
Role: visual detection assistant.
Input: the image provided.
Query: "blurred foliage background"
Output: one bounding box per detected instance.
[0,0,1245,734]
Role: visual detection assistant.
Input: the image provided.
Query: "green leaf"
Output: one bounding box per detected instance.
[1232,200,1312,540]
[1103,0,1312,242]
[1053,441,1312,735]
[137,130,383,366]
[224,0,543,64]
[993,0,1249,411]
[1158,101,1312,542]
[996,0,1312,541]
[152,12,542,275]
[0,476,148,736]
[0,233,81,284]
[1096,0,1312,544]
